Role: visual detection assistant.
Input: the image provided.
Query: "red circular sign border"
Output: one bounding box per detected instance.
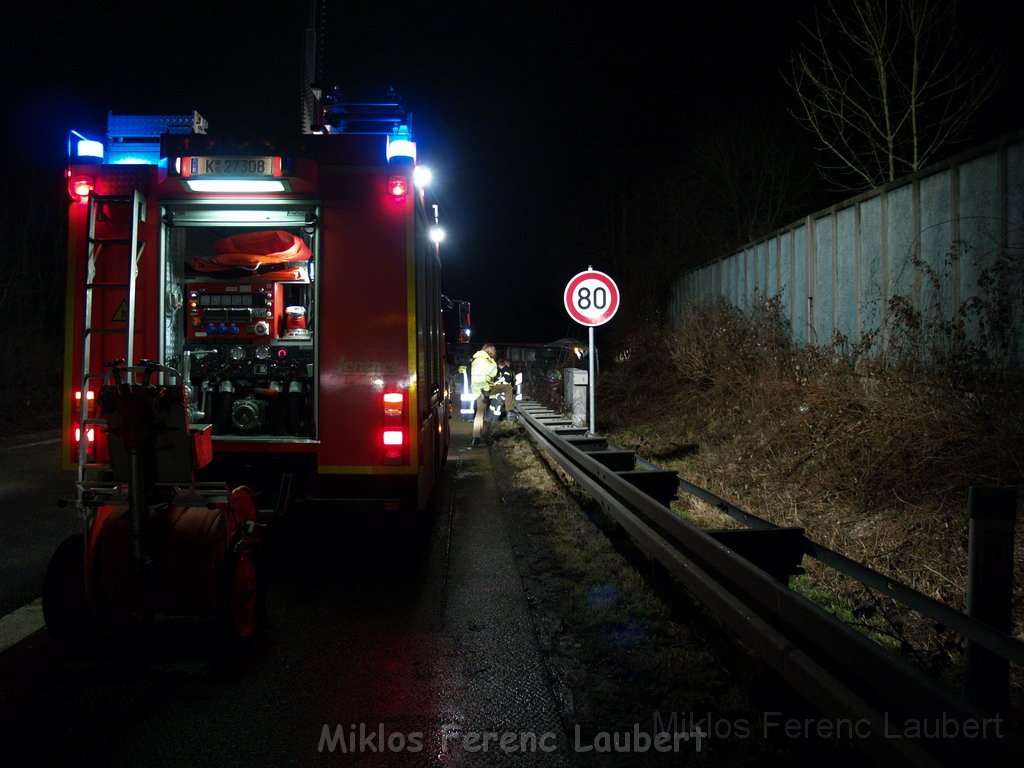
[563,270,620,326]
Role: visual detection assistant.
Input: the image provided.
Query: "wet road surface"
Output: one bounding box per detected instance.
[0,420,571,767]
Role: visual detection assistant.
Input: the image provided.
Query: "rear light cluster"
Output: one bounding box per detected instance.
[73,390,96,450]
[383,392,403,415]
[387,175,408,200]
[382,391,406,461]
[66,170,95,203]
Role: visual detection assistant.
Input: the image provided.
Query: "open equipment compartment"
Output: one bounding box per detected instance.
[161,203,319,442]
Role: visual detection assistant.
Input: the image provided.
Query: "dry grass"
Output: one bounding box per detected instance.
[600,297,1024,709]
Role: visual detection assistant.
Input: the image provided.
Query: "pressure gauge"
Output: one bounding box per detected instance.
[255,345,271,360]
[229,345,246,361]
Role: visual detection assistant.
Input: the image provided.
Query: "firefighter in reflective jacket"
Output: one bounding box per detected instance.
[471,343,516,446]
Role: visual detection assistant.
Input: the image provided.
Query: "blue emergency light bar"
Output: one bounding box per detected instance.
[76,138,104,160]
[70,107,420,170]
[385,121,416,163]
[68,129,103,164]
[386,136,417,163]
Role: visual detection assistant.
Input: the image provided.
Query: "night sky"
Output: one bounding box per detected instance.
[3,0,1021,344]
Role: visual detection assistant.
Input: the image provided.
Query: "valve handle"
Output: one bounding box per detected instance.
[103,357,126,385]
[138,359,158,386]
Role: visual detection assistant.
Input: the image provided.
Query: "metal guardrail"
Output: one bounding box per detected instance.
[514,398,1023,768]
[670,472,1024,669]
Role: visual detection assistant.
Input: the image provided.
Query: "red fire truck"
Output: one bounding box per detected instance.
[62,102,448,518]
[48,98,451,647]
[65,103,450,510]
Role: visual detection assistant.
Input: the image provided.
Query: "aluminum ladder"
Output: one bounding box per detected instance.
[76,190,147,492]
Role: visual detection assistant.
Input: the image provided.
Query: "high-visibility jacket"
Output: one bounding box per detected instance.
[470,350,497,397]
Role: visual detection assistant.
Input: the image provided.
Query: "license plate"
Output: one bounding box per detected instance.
[188,156,276,176]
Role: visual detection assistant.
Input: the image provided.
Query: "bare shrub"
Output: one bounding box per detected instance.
[600,286,1023,701]
[881,238,1024,385]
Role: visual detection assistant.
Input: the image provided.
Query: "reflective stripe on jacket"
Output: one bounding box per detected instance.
[470,350,497,397]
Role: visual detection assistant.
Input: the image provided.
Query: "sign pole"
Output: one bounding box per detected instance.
[588,324,596,434]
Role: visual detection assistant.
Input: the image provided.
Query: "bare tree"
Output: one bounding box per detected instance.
[786,0,1003,191]
[685,103,819,250]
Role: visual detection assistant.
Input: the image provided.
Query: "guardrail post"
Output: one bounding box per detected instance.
[964,486,1016,714]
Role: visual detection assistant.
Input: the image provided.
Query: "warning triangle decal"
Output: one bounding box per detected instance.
[111,300,128,323]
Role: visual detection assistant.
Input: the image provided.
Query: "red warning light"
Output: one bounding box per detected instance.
[383,392,404,417]
[388,175,409,200]
[67,172,95,203]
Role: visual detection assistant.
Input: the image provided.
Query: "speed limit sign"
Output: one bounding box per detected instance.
[564,269,620,326]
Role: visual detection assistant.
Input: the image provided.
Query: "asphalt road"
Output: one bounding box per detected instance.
[0,419,573,767]
[0,432,79,617]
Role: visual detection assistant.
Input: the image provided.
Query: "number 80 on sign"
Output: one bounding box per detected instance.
[564,270,620,326]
